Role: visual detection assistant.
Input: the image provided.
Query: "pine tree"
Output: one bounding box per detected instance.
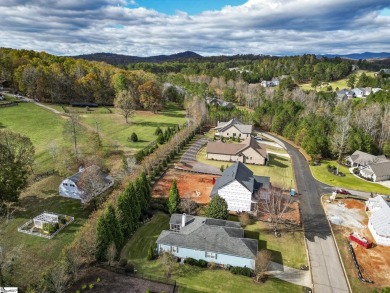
[206,195,229,219]
[105,204,124,250]
[96,214,110,261]
[135,177,148,214]
[117,191,133,237]
[154,126,163,136]
[128,182,141,229]
[167,179,181,214]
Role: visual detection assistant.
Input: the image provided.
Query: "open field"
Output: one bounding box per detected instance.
[0,103,68,173]
[152,169,215,204]
[0,175,92,288]
[299,70,376,91]
[196,146,296,189]
[310,160,390,195]
[121,213,304,293]
[80,103,186,153]
[322,196,390,292]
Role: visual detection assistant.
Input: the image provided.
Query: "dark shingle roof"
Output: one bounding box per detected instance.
[157,214,258,259]
[369,161,390,178]
[210,162,270,197]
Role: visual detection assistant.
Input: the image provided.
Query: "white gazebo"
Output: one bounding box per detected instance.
[33,212,59,229]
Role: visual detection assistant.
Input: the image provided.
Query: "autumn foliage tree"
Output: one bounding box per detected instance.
[139,80,163,113]
[114,90,136,124]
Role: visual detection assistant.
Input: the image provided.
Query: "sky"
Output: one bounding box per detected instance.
[0,0,389,57]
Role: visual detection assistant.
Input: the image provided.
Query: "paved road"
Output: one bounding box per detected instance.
[266,133,350,293]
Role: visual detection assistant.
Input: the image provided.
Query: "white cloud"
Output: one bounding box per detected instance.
[0,0,389,56]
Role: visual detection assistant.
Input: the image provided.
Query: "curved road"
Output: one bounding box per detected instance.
[266,133,350,293]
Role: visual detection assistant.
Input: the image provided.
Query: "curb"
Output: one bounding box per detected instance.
[320,194,353,293]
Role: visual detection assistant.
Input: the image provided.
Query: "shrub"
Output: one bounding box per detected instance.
[96,277,101,282]
[229,266,253,277]
[125,262,135,274]
[81,284,87,290]
[130,132,138,142]
[147,245,155,261]
[42,223,58,234]
[220,165,224,172]
[184,258,208,268]
[239,213,252,227]
[89,284,94,289]
[119,258,128,267]
[154,126,163,136]
[208,262,219,270]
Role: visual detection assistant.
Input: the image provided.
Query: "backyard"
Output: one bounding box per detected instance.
[0,175,92,287]
[310,160,390,195]
[121,213,305,293]
[196,145,296,189]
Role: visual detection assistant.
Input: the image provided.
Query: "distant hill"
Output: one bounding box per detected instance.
[317,52,390,60]
[73,51,203,66]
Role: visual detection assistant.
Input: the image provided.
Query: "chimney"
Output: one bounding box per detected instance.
[182,213,187,227]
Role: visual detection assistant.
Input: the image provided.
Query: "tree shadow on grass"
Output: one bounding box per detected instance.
[131,121,181,128]
[269,155,288,168]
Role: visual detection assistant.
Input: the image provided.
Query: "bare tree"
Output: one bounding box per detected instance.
[256,186,294,235]
[159,251,175,278]
[179,193,197,215]
[43,263,70,293]
[254,250,272,282]
[332,110,351,170]
[63,113,81,157]
[114,90,136,124]
[78,166,107,207]
[379,105,390,149]
[63,247,83,281]
[106,243,117,266]
[0,245,23,286]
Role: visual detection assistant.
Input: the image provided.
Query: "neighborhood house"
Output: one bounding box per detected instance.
[210,162,270,212]
[157,213,258,268]
[59,165,114,203]
[205,97,234,109]
[215,118,253,140]
[346,150,390,182]
[206,136,268,165]
[366,196,390,246]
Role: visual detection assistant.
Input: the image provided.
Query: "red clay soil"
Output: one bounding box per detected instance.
[337,199,390,286]
[257,201,301,225]
[152,169,217,204]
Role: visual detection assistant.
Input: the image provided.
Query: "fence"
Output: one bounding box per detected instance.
[347,240,374,283]
[17,211,74,239]
[97,264,178,293]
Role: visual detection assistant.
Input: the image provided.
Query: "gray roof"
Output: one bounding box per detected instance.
[157,214,258,259]
[368,161,390,178]
[215,118,252,134]
[210,162,270,196]
[68,165,113,186]
[348,150,388,166]
[206,136,267,158]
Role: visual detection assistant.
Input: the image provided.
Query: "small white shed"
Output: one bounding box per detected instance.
[33,212,59,229]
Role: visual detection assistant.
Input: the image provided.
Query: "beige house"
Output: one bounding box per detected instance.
[206,136,268,165]
[215,118,253,140]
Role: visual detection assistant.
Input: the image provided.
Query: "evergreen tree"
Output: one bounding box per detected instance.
[154,126,163,136]
[105,204,124,250]
[135,177,148,214]
[117,190,133,237]
[96,214,110,261]
[127,182,141,229]
[157,133,165,144]
[167,179,181,214]
[130,132,138,142]
[206,195,229,219]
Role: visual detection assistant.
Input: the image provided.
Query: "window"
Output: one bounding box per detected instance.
[63,183,68,186]
[205,251,216,259]
[233,133,236,137]
[171,246,178,253]
[227,133,229,135]
[70,184,75,187]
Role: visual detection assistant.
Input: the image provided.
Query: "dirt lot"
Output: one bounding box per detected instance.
[324,198,390,286]
[69,267,176,293]
[152,168,216,204]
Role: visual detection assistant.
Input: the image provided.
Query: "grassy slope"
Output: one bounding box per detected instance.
[310,160,390,195]
[299,70,376,91]
[121,213,304,293]
[0,103,67,172]
[196,146,295,189]
[0,175,92,287]
[81,104,186,153]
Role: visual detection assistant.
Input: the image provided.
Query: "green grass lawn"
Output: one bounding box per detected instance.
[80,103,186,154]
[121,213,304,293]
[310,160,390,195]
[196,146,295,189]
[0,103,67,172]
[299,70,376,91]
[0,175,92,287]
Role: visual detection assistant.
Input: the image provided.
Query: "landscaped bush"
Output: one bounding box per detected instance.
[353,167,359,175]
[207,262,219,270]
[239,213,252,227]
[229,266,253,277]
[130,132,138,142]
[42,223,59,234]
[124,262,135,274]
[119,258,128,267]
[184,258,208,268]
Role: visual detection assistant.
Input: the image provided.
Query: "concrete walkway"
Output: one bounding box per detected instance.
[267,262,312,288]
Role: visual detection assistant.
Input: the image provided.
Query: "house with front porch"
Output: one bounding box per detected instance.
[215,118,253,140]
[206,136,268,165]
[157,213,258,268]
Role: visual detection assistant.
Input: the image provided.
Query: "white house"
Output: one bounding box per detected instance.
[157,214,258,269]
[210,162,270,212]
[360,161,390,182]
[59,165,114,203]
[215,118,253,140]
[366,196,390,246]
